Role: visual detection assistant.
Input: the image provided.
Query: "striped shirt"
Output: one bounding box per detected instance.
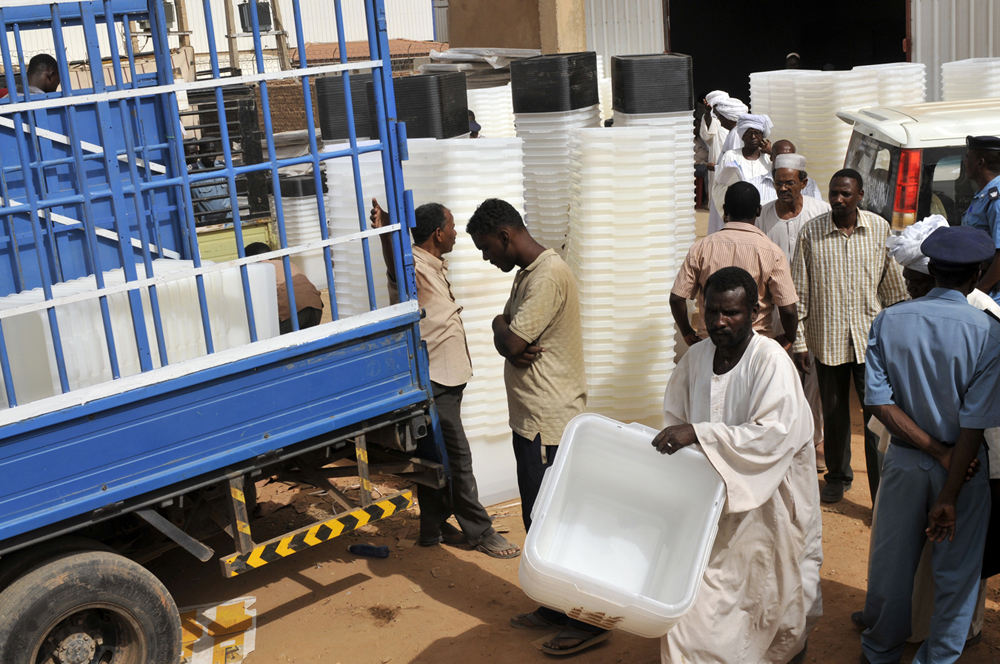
[672,222,798,338]
[791,210,907,365]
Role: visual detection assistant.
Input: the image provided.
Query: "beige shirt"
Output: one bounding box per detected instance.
[389,246,473,387]
[671,222,799,338]
[266,260,324,321]
[791,210,908,364]
[503,249,587,447]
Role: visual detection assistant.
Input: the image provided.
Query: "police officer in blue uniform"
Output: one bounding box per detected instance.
[962,135,1000,304]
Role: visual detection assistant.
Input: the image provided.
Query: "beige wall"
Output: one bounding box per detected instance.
[448,0,586,52]
[448,0,542,49]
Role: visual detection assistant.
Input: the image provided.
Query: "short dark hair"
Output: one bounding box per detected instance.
[27,53,58,78]
[971,148,1000,172]
[244,242,272,256]
[831,168,864,191]
[929,263,980,289]
[466,198,525,236]
[412,202,448,245]
[704,266,759,312]
[723,181,760,221]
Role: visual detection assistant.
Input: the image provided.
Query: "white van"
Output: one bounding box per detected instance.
[837,98,1000,230]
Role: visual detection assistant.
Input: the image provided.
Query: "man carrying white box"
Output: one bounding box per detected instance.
[655,266,822,663]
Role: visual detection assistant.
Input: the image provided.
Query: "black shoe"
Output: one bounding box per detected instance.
[821,481,851,503]
[851,611,866,630]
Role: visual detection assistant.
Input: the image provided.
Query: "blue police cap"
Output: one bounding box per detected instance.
[967,135,1000,151]
[921,226,995,268]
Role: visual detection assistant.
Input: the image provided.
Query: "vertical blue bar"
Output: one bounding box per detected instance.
[50,4,122,379]
[291,0,338,322]
[198,0,259,342]
[245,0,299,329]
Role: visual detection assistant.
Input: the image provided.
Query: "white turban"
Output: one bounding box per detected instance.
[706,90,729,107]
[713,98,748,121]
[885,215,949,274]
[736,113,773,139]
[773,153,807,171]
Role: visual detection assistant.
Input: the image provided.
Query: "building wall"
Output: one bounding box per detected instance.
[448,0,542,49]
[911,0,1000,101]
[585,0,664,75]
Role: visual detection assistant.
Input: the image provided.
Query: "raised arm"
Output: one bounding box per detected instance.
[369,198,397,283]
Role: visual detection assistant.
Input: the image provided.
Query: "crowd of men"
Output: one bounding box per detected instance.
[367,85,1000,660]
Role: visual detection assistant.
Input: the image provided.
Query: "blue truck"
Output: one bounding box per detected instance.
[0,1,445,661]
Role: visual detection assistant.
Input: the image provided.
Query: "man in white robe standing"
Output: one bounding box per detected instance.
[706,98,748,234]
[654,266,823,664]
[700,90,730,194]
[710,114,775,234]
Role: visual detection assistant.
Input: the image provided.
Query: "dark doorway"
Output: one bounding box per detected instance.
[668,0,907,103]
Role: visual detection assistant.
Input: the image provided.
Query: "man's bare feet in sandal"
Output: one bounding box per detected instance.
[474,532,520,559]
[540,628,611,656]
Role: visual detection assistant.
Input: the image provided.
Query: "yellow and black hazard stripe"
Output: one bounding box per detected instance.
[220,490,412,577]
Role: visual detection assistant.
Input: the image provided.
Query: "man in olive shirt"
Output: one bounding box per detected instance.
[470,199,606,656]
[371,199,518,559]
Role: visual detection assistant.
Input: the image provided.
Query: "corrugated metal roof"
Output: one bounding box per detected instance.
[912,0,1000,101]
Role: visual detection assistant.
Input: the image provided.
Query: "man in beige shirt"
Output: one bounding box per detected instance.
[371,199,519,559]
[244,242,324,333]
[671,182,800,348]
[469,198,606,656]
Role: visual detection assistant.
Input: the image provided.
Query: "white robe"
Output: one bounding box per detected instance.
[701,115,729,213]
[709,151,775,235]
[660,334,823,664]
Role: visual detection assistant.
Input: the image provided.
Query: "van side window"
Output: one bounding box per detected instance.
[920,149,974,226]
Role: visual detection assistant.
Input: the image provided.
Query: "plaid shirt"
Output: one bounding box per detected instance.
[791,210,907,365]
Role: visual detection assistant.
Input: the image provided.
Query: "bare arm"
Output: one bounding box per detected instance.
[868,403,951,464]
[369,198,396,282]
[669,293,699,347]
[977,250,1000,295]
[492,314,543,368]
[775,303,797,350]
[927,427,986,542]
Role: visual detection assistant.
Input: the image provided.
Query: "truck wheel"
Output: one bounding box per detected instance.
[0,551,181,664]
[0,536,114,593]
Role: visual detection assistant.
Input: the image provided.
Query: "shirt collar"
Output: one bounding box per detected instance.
[822,210,872,236]
[721,221,767,236]
[413,245,447,271]
[522,248,556,273]
[924,287,972,303]
[974,173,1000,199]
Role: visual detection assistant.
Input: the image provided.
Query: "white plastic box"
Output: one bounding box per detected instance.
[519,413,726,638]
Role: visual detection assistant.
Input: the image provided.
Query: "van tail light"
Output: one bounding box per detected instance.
[892,148,922,230]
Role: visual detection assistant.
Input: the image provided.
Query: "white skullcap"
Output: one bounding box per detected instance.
[885,215,949,274]
[735,113,773,139]
[706,90,729,106]
[713,98,749,121]
[774,153,807,171]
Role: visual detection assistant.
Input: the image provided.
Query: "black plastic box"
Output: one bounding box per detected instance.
[367,72,469,140]
[510,52,599,114]
[611,53,694,114]
[238,1,272,32]
[316,73,373,141]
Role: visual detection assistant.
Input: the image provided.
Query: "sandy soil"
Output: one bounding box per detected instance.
[146,388,1000,664]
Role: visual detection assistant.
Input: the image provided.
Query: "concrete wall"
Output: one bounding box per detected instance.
[448,0,542,48]
[539,0,587,53]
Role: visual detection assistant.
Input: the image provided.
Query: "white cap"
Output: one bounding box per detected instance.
[774,153,807,171]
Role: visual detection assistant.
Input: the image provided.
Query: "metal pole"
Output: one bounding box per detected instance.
[270,0,291,71]
[224,0,241,73]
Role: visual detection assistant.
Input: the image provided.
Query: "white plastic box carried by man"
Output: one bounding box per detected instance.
[519,413,726,637]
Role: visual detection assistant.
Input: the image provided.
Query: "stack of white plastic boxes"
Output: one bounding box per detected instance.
[562,54,696,426]
[942,57,1000,101]
[854,62,926,106]
[278,175,330,290]
[0,259,278,409]
[749,69,879,199]
[466,83,517,138]
[511,52,601,255]
[402,137,525,505]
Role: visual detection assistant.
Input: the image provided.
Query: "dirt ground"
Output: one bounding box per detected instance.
[146,387,1000,664]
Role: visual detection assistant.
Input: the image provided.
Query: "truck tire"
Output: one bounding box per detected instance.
[0,536,114,593]
[0,551,181,664]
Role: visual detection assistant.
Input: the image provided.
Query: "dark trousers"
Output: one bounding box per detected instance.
[417,383,494,546]
[513,432,603,635]
[279,306,323,335]
[815,359,881,500]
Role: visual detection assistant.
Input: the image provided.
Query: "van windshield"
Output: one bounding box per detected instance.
[844,132,899,223]
[844,131,974,227]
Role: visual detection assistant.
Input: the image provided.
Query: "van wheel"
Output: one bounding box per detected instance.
[0,551,181,664]
[0,536,114,593]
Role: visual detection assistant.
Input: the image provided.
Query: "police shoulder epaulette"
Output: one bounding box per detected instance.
[989,187,999,201]
[984,308,1000,325]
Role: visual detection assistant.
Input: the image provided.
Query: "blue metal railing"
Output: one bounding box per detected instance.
[0,0,417,412]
